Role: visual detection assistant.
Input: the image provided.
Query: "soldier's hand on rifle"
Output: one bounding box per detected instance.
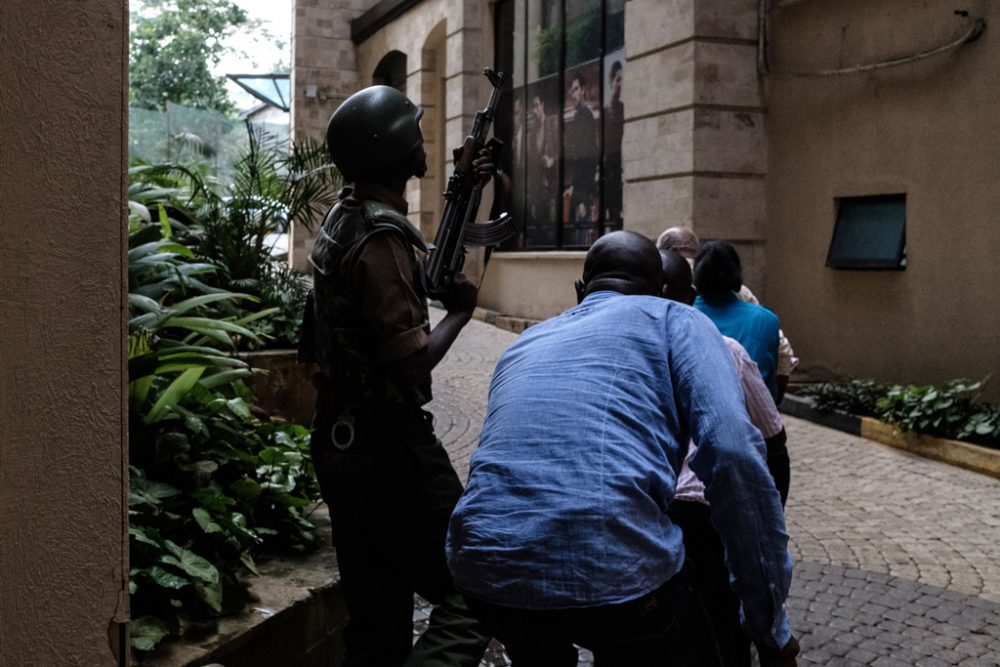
[453,145,497,184]
[471,146,496,182]
[439,272,479,319]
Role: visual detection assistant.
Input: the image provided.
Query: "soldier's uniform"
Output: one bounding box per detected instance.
[305,91,489,666]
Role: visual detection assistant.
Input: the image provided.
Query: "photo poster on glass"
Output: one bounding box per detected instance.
[521,76,560,247]
[492,83,522,248]
[562,59,602,247]
[602,48,625,233]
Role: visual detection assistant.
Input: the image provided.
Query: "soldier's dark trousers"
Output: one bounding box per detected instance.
[311,404,490,667]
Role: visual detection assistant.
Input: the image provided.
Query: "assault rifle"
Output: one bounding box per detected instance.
[425,68,517,298]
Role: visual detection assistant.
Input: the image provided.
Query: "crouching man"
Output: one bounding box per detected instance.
[446,231,799,666]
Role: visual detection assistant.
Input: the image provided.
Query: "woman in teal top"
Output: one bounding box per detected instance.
[693,240,781,400]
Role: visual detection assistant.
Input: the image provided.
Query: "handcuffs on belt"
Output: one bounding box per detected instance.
[331,412,356,450]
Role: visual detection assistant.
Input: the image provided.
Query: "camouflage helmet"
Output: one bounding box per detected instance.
[326,86,424,183]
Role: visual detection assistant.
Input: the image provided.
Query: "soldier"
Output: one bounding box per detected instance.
[302,85,491,666]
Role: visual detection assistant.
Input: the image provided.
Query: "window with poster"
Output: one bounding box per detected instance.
[493,0,625,250]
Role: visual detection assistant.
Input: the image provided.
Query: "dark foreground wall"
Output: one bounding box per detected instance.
[0,1,128,664]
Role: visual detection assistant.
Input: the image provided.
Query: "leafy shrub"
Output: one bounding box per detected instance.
[131,123,341,351]
[875,378,999,446]
[801,377,1000,448]
[800,379,886,418]
[127,176,320,653]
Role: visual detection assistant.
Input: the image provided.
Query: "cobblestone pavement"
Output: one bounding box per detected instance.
[415,312,1000,666]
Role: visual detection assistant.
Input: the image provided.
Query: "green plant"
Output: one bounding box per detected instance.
[801,377,1000,448]
[800,379,886,418]
[875,377,999,446]
[127,181,320,653]
[130,123,340,350]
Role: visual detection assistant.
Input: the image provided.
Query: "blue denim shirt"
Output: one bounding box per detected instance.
[446,291,793,649]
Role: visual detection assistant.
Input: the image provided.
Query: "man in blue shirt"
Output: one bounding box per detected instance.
[447,231,798,666]
[693,240,781,400]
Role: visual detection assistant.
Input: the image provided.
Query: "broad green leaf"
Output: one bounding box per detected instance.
[191,489,235,512]
[128,293,161,314]
[158,204,172,239]
[129,526,163,549]
[182,325,235,348]
[129,375,154,412]
[240,551,261,576]
[129,349,246,382]
[193,579,223,613]
[131,615,170,652]
[169,316,258,338]
[145,367,206,424]
[143,565,190,590]
[198,368,255,390]
[163,540,220,585]
[141,292,253,331]
[257,447,284,466]
[131,477,182,501]
[231,306,280,326]
[192,507,224,534]
[129,200,152,223]
[226,397,252,420]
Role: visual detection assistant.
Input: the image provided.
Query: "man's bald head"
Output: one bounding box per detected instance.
[578,231,662,300]
[659,249,695,305]
[655,227,700,260]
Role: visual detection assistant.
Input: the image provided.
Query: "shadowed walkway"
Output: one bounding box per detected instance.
[419,311,1000,666]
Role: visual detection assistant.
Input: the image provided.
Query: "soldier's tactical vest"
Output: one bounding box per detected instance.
[308,191,432,408]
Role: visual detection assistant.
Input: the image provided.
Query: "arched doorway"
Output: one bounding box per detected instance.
[419,21,447,239]
[372,50,407,91]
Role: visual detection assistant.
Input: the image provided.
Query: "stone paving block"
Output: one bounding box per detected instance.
[859,637,894,656]
[870,657,914,667]
[905,614,937,629]
[930,633,962,650]
[915,657,950,667]
[956,658,1000,667]
[846,646,880,663]
[954,638,991,657]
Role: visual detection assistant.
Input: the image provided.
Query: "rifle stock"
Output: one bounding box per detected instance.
[425,68,517,298]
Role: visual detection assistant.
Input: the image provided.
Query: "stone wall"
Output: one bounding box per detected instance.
[624,0,767,295]
[291,0,770,318]
[290,0,379,270]
[764,0,1000,397]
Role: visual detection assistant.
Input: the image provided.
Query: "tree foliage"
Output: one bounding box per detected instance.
[130,0,249,113]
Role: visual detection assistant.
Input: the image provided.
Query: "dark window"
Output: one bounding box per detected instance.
[494,0,625,250]
[826,194,907,270]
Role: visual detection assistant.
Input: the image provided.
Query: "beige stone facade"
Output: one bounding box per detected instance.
[292,0,1000,392]
[765,0,1000,396]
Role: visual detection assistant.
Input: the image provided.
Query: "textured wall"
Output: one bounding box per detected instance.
[624,0,766,291]
[0,1,128,664]
[765,0,1000,396]
[289,0,378,271]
